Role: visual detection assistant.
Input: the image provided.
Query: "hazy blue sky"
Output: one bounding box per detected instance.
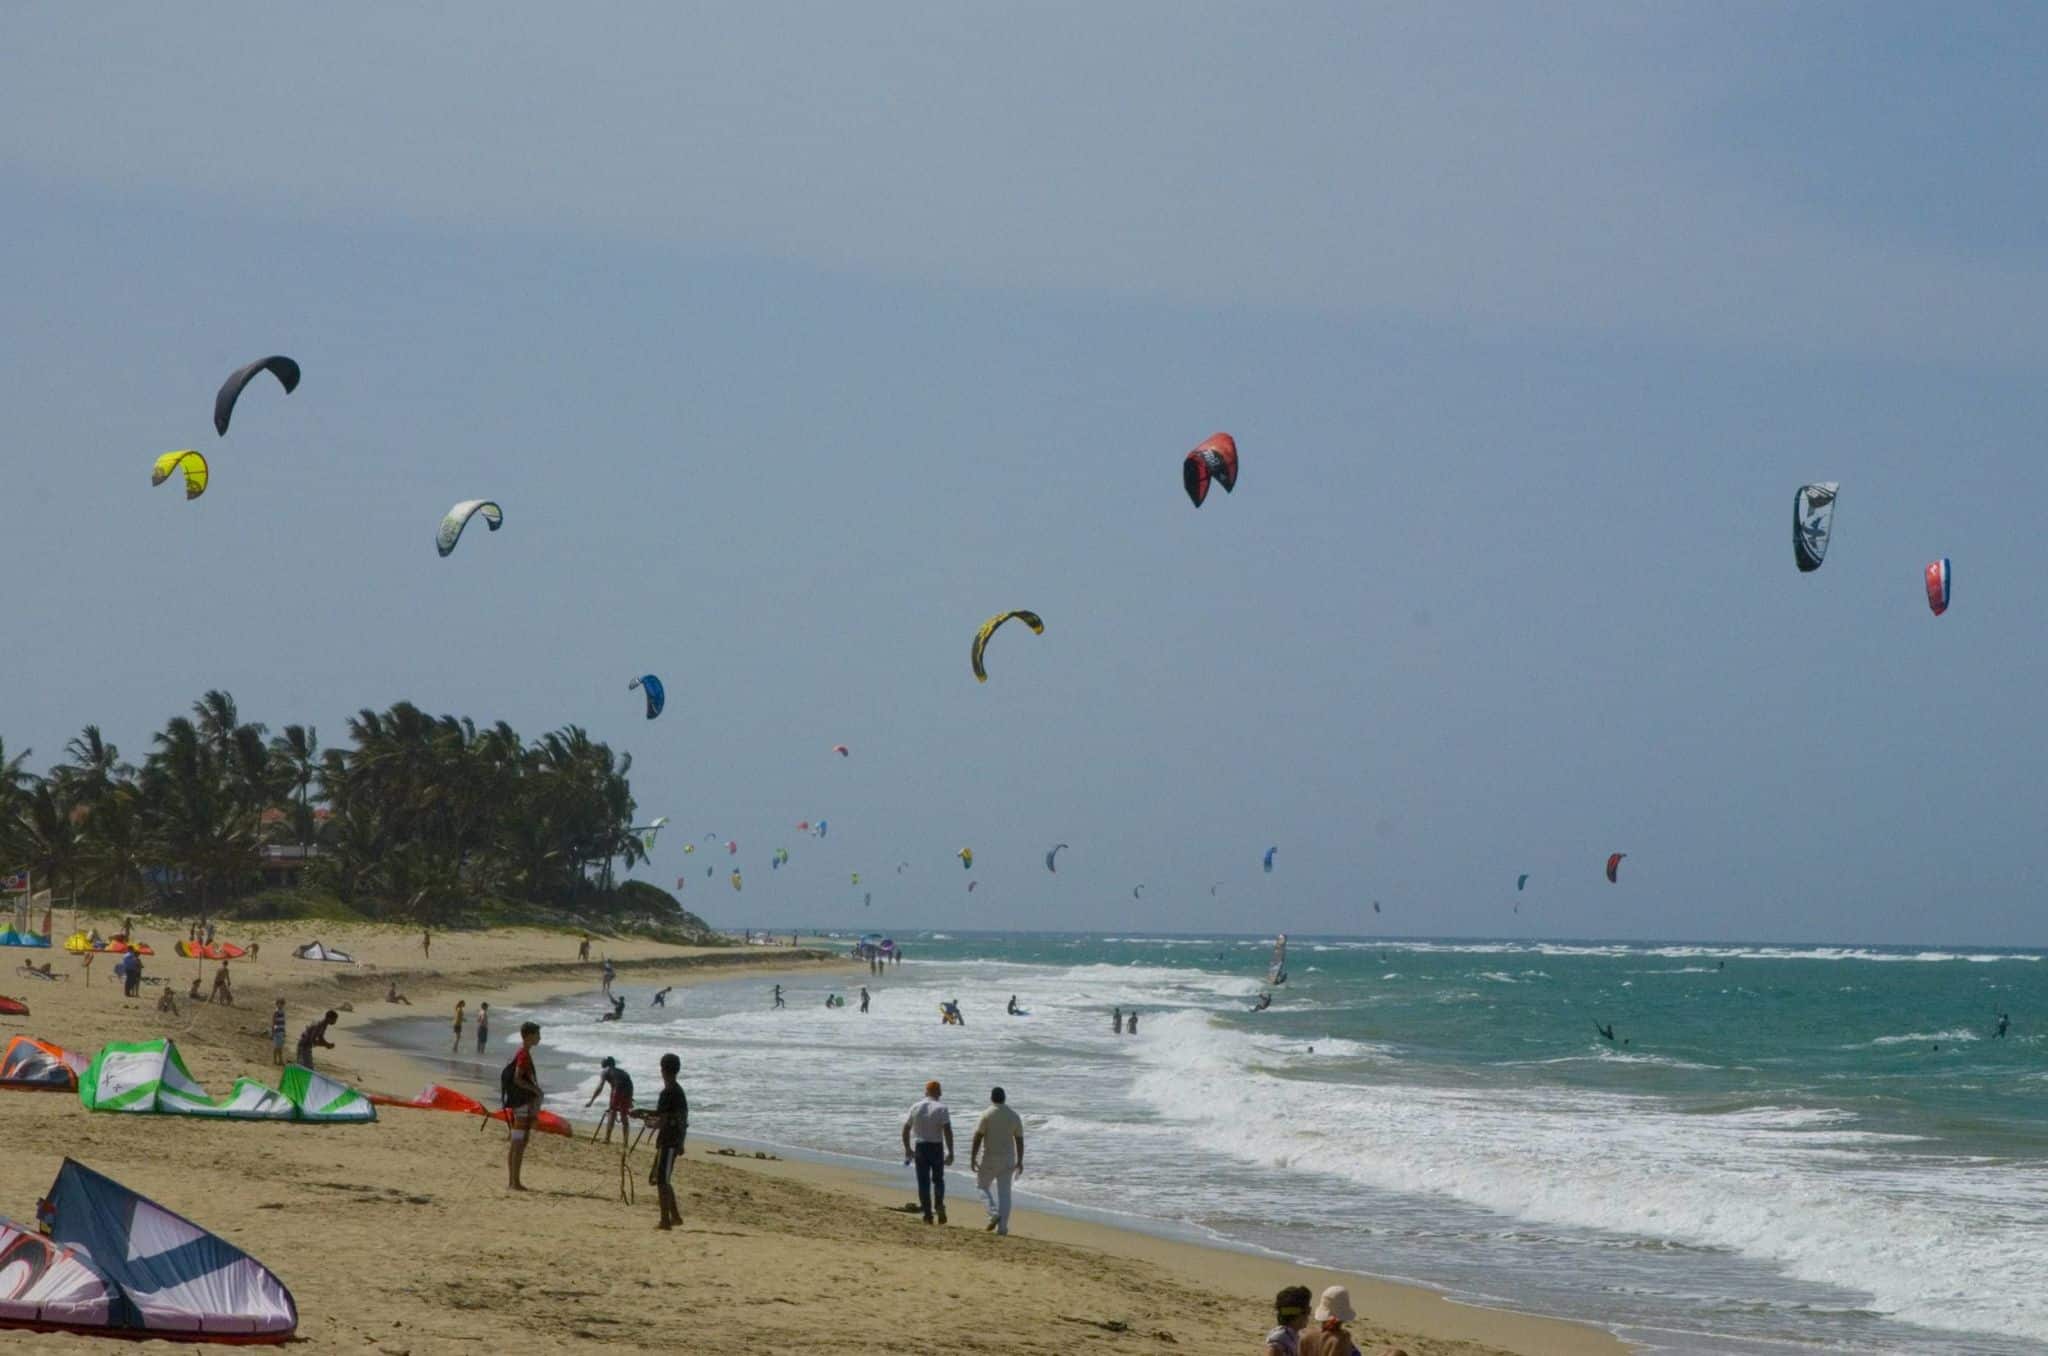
[5,5,2046,943]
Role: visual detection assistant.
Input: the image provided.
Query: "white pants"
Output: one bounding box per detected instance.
[976,1165,1015,1234]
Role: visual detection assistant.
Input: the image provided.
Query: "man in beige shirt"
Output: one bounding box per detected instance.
[969,1086,1025,1236]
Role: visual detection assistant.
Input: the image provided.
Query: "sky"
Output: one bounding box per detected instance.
[4,4,2047,944]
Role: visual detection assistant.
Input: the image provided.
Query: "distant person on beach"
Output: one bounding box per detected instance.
[652,987,672,1008]
[506,1021,544,1191]
[859,985,870,1014]
[1996,1012,2011,1039]
[970,1086,1025,1236]
[1113,1006,1123,1034]
[298,1010,338,1068]
[157,987,179,1015]
[901,1079,954,1225]
[635,1051,688,1231]
[1299,1286,1361,1356]
[210,962,234,1006]
[1126,1011,1138,1035]
[601,957,616,999]
[187,975,204,1002]
[270,999,286,1065]
[585,1056,635,1143]
[421,928,431,959]
[452,1000,467,1052]
[476,1002,489,1054]
[772,984,785,1010]
[578,934,591,961]
[386,981,411,1006]
[1266,1285,1314,1356]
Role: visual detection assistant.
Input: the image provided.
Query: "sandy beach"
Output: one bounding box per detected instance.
[0,917,1623,1354]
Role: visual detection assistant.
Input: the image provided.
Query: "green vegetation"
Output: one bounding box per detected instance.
[0,691,711,937]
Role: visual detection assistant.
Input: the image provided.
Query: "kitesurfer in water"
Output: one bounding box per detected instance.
[600,994,627,1022]
[772,984,786,1010]
[860,985,870,1013]
[1996,1012,2011,1039]
[941,999,965,1026]
[1006,995,1020,1016]
[1251,992,1273,1012]
[652,986,672,1008]
[1595,1022,1616,1042]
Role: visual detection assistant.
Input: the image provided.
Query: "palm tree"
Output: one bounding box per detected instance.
[56,726,129,807]
[269,725,320,851]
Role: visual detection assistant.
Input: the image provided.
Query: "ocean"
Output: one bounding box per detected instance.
[405,933,2048,1355]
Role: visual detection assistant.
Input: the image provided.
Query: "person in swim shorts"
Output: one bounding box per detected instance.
[507,1021,544,1191]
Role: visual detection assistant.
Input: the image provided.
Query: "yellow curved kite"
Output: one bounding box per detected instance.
[151,450,208,500]
[971,609,1044,683]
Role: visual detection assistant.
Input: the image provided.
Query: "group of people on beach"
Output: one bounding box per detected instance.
[1264,1284,1403,1356]
[899,1079,1026,1235]
[450,999,490,1053]
[508,1024,690,1230]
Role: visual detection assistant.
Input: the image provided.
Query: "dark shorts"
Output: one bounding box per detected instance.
[609,1091,633,1115]
[650,1144,680,1187]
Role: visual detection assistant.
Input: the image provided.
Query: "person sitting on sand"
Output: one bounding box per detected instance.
[584,1056,635,1144]
[1266,1285,1314,1356]
[188,975,205,1002]
[452,1000,467,1053]
[506,1021,544,1191]
[386,981,412,1006]
[298,1010,338,1068]
[651,986,672,1008]
[633,1052,688,1231]
[157,987,180,1015]
[1299,1286,1362,1356]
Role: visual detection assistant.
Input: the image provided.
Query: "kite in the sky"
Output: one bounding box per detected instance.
[730,870,743,891]
[1045,843,1068,872]
[1517,874,1529,891]
[1262,846,1278,874]
[831,744,850,757]
[1373,900,1381,914]
[1926,557,1951,616]
[968,880,977,893]
[214,355,300,436]
[971,610,1044,683]
[958,848,974,870]
[634,816,668,854]
[1794,483,1839,573]
[630,675,666,720]
[1182,432,1239,508]
[1606,853,1627,883]
[1132,884,1145,900]
[436,499,503,557]
[726,840,738,855]
[151,450,208,500]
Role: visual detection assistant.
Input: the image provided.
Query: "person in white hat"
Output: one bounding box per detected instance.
[1299,1285,1359,1356]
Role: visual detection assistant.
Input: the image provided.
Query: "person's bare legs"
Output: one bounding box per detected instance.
[507,1111,531,1190]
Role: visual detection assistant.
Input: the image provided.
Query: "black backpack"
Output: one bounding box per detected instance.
[500,1057,532,1108]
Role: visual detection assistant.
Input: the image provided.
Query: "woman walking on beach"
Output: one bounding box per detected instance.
[452,999,467,1053]
[506,1021,544,1191]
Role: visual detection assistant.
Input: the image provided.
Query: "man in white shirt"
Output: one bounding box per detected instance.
[970,1086,1026,1236]
[900,1079,954,1225]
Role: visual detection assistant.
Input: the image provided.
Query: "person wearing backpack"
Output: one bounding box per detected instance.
[505,1021,544,1191]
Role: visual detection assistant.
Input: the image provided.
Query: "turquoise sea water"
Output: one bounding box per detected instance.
[476,933,2048,1354]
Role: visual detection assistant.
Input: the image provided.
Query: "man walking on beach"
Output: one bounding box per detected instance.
[297,1010,338,1068]
[900,1079,954,1225]
[970,1086,1025,1236]
[475,1001,489,1054]
[506,1021,544,1191]
[634,1052,688,1231]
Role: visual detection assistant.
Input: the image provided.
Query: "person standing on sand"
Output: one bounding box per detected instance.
[475,1002,489,1054]
[900,1079,954,1225]
[969,1086,1024,1235]
[297,1010,338,1068]
[452,999,467,1053]
[585,1056,634,1143]
[507,1021,544,1191]
[634,1051,688,1231]
[1265,1286,1314,1356]
[270,999,287,1066]
[421,928,431,959]
[578,934,591,961]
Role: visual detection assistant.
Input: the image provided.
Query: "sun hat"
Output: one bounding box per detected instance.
[1312,1286,1357,1324]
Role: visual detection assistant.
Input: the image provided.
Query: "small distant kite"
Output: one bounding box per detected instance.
[1182,432,1239,509]
[436,499,503,557]
[151,450,209,500]
[1926,558,1951,617]
[1517,874,1529,891]
[1262,846,1277,874]
[896,861,910,874]
[832,744,850,757]
[1794,483,1839,573]
[1606,853,1627,883]
[958,848,974,870]
[730,870,743,891]
[864,893,872,907]
[1132,884,1145,900]
[1373,900,1381,914]
[968,880,978,893]
[630,675,666,720]
[971,610,1044,683]
[214,355,300,436]
[1045,843,1068,873]
[816,820,828,839]
[851,872,861,886]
